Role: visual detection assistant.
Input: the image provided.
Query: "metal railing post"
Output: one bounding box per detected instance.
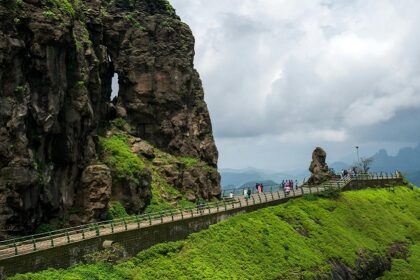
[66,230,70,243]
[169,210,174,221]
[148,214,152,225]
[14,242,18,255]
[111,221,114,233]
[81,228,85,240]
[136,215,141,228]
[223,201,227,211]
[301,186,304,195]
[49,233,54,247]
[180,208,184,219]
[123,218,128,230]
[32,237,37,251]
[95,224,100,237]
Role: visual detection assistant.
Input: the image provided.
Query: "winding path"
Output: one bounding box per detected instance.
[0,173,401,260]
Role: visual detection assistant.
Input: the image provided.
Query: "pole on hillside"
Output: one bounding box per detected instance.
[355,146,360,164]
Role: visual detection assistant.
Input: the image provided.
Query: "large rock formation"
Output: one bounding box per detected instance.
[308,147,332,185]
[0,0,220,237]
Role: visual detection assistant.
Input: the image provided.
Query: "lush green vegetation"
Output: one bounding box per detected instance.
[144,170,195,213]
[124,14,146,31]
[380,243,420,280]
[177,156,217,173]
[177,156,199,168]
[46,0,74,17]
[107,201,129,220]
[98,135,145,184]
[159,0,176,16]
[11,187,420,279]
[99,124,202,214]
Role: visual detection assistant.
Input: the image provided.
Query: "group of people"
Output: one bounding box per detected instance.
[340,167,358,179]
[282,179,299,195]
[229,180,301,200]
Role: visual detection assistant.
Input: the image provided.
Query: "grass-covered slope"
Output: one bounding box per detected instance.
[380,243,420,279]
[12,187,420,280]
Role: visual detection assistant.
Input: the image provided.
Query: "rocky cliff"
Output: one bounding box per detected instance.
[0,0,220,237]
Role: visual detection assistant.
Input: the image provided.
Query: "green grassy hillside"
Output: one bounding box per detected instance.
[12,187,420,280]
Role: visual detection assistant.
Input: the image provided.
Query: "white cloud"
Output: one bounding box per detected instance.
[171,0,420,169]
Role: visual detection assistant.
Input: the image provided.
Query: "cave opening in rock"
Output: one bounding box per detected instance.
[110,72,119,101]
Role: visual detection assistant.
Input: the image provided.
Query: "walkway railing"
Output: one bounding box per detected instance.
[0,172,401,259]
[221,172,400,197]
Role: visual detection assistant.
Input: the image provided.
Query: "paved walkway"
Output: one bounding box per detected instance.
[0,175,397,260]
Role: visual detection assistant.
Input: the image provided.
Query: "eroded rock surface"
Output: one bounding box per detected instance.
[308,147,332,185]
[0,0,220,237]
[79,164,112,224]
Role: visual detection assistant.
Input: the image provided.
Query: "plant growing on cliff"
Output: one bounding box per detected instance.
[110,118,131,133]
[159,0,176,16]
[107,201,129,220]
[42,10,57,20]
[177,156,199,168]
[99,135,145,184]
[46,0,74,17]
[124,14,146,31]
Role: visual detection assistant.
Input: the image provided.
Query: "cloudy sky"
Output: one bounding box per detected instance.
[170,0,420,172]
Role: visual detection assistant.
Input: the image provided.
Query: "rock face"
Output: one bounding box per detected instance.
[0,0,220,237]
[79,165,112,224]
[308,147,332,185]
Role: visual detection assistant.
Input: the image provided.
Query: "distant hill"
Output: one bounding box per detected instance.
[329,143,420,186]
[240,180,278,189]
[406,170,420,187]
[220,168,309,188]
[370,143,420,173]
[221,143,420,188]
